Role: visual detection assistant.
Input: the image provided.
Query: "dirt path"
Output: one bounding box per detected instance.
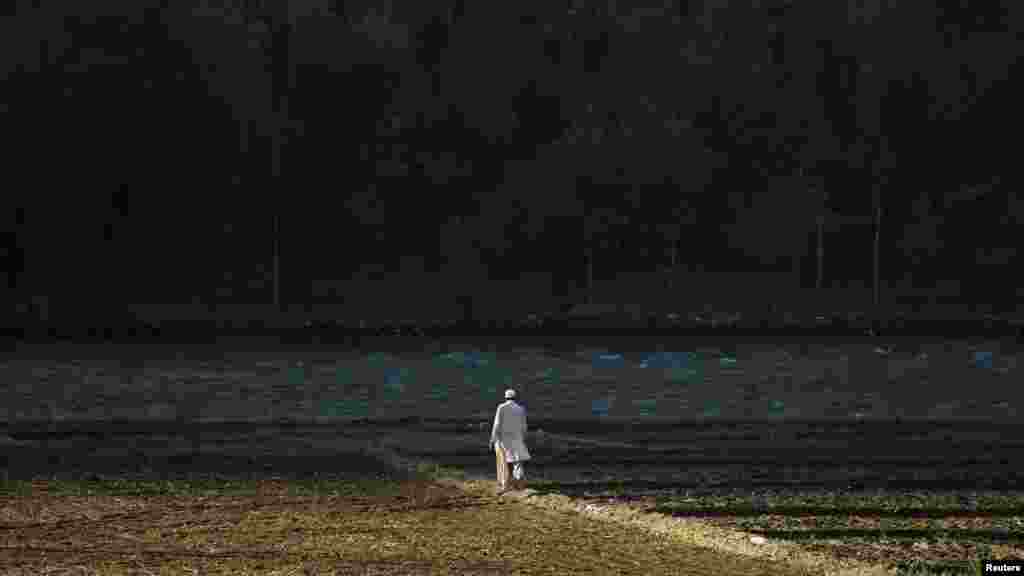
[363,431,896,576]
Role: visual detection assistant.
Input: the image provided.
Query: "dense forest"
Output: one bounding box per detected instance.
[3,1,1020,320]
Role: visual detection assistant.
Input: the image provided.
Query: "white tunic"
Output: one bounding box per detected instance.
[490,400,531,463]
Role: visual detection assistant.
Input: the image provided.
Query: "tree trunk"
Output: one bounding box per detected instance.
[269,65,283,313]
[586,244,593,306]
[872,182,881,309]
[792,169,805,292]
[272,214,280,311]
[669,237,677,290]
[816,188,828,290]
[815,219,824,290]
[254,0,289,314]
[792,253,802,290]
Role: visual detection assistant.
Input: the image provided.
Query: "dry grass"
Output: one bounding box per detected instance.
[0,459,815,575]
[368,439,896,576]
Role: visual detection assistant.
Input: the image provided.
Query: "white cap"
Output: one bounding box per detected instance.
[504,389,516,399]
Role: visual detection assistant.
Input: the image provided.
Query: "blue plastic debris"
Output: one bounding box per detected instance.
[384,367,407,395]
[639,351,694,369]
[974,351,994,370]
[439,350,493,369]
[467,351,491,368]
[592,353,625,368]
[591,397,613,417]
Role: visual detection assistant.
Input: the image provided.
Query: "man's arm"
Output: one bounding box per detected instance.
[490,405,502,447]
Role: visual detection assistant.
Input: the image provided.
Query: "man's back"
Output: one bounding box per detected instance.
[495,400,527,439]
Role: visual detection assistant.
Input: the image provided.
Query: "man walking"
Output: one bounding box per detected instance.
[490,389,531,494]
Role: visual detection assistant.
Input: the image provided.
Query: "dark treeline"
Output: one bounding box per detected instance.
[3,1,1020,322]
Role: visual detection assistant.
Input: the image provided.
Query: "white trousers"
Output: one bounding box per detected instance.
[495,444,527,488]
[495,444,509,488]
